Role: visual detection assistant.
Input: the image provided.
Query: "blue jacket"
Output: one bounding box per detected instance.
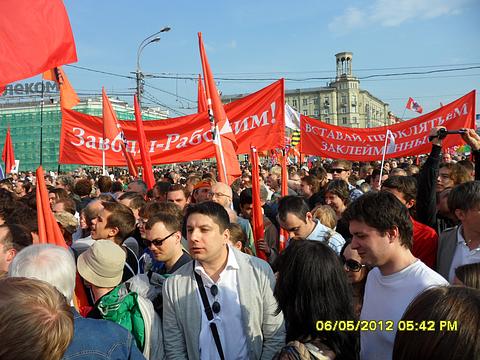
[63,309,145,360]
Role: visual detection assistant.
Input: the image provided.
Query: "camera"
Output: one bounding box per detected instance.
[428,128,467,142]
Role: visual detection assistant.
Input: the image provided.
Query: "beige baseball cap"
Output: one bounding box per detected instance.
[77,240,126,288]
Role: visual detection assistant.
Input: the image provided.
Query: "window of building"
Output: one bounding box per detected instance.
[303,110,308,116]
[314,109,319,116]
[325,118,330,123]
[341,95,347,104]
[342,117,347,124]
[352,116,357,123]
[292,99,297,107]
[352,95,357,104]
[341,107,347,114]
[313,98,319,105]
[303,98,308,106]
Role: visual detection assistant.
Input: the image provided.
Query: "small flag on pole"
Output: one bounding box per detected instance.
[406,97,423,114]
[43,66,79,109]
[2,127,15,174]
[386,129,396,154]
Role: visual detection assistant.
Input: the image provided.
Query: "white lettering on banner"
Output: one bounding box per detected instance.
[111,134,123,153]
[306,102,469,146]
[189,129,203,145]
[71,127,85,146]
[270,102,276,124]
[232,102,276,134]
[176,137,188,148]
[149,140,157,152]
[127,140,137,154]
[250,110,269,130]
[165,134,180,150]
[85,136,97,149]
[203,130,213,142]
[320,142,385,156]
[98,138,110,151]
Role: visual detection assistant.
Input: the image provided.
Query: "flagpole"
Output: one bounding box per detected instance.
[378,130,389,188]
[215,124,228,182]
[102,146,106,175]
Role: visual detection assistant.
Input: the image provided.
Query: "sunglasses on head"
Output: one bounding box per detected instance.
[330,168,346,174]
[143,231,177,248]
[343,258,365,272]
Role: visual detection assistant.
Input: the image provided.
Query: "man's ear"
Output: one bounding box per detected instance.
[108,227,120,238]
[223,228,231,245]
[386,226,399,243]
[5,248,16,265]
[454,209,466,222]
[405,199,415,209]
[306,212,313,222]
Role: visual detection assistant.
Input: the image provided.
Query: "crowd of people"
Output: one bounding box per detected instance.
[0,126,479,360]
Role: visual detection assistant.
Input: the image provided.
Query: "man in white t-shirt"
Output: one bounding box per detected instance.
[343,191,448,360]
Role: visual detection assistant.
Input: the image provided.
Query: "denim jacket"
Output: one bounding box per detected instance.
[63,309,145,360]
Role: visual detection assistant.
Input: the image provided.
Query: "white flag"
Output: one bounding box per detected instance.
[285,103,300,130]
[386,130,396,154]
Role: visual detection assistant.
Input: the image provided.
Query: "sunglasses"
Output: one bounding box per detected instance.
[210,284,221,314]
[143,231,177,248]
[343,258,365,272]
[330,168,346,174]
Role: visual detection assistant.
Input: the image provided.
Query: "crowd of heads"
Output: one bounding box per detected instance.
[0,129,479,359]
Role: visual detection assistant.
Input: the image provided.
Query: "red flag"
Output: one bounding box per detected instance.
[35,166,67,248]
[198,32,241,185]
[43,67,79,109]
[197,74,208,113]
[134,95,155,190]
[35,166,90,314]
[406,97,423,114]
[250,146,267,261]
[0,85,6,96]
[0,0,77,87]
[279,149,288,252]
[2,127,15,174]
[102,88,138,177]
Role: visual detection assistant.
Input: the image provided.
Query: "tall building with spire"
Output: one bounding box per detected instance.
[224,52,392,129]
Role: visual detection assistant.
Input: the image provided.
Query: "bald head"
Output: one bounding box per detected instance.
[210,182,233,208]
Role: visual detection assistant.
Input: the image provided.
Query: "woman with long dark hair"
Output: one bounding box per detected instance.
[274,239,358,360]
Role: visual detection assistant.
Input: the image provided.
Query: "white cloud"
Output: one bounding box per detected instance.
[329,0,470,35]
[328,7,366,35]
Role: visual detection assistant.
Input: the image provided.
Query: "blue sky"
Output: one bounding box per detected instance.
[59,0,479,118]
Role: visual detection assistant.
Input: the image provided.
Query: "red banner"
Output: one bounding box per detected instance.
[300,91,476,161]
[59,80,284,166]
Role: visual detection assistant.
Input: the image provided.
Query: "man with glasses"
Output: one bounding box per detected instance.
[163,201,285,359]
[343,191,447,360]
[144,213,191,315]
[330,160,363,201]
